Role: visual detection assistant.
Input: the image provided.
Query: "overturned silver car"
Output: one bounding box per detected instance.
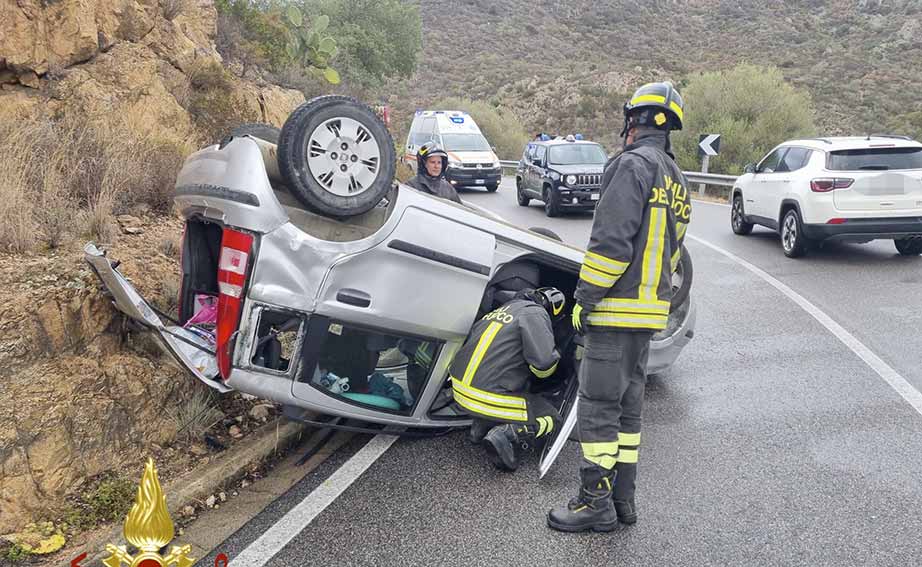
[86,97,695,470]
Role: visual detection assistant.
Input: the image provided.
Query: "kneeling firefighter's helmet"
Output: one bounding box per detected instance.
[534,287,567,322]
[417,142,449,178]
[621,82,685,136]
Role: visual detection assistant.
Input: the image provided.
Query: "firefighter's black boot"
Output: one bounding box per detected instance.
[483,424,533,471]
[612,462,638,524]
[547,466,617,533]
[468,418,492,444]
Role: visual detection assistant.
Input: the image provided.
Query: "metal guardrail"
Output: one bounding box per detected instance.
[683,172,737,187]
[499,160,738,189]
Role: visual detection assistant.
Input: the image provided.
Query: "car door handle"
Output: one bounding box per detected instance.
[336,288,371,308]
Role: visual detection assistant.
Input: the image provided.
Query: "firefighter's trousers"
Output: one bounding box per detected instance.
[577,330,653,499]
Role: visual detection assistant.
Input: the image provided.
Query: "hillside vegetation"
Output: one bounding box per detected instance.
[393,0,922,170]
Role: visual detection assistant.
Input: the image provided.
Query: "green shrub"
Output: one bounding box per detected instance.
[669,64,816,175]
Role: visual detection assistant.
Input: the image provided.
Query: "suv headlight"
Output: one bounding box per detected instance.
[448,158,462,168]
[565,174,577,186]
[493,160,501,169]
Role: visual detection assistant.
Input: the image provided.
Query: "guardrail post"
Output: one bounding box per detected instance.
[698,154,710,196]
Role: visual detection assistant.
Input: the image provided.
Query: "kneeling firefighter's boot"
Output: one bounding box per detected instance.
[612,462,638,524]
[483,424,534,471]
[468,418,492,445]
[547,466,617,533]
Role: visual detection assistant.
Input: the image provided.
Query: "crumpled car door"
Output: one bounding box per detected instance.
[84,243,231,392]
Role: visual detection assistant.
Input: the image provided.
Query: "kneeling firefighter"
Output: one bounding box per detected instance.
[406,142,463,204]
[450,287,567,471]
[547,82,691,532]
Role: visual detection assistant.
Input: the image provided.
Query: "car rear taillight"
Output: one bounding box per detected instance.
[811,178,854,192]
[826,218,848,225]
[216,228,254,380]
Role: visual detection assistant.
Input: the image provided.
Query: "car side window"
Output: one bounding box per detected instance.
[757,148,787,173]
[777,147,811,173]
[535,145,547,165]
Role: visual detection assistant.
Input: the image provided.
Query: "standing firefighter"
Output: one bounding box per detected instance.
[450,288,567,471]
[406,142,463,204]
[547,82,691,532]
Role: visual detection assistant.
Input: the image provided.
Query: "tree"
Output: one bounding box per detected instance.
[672,64,816,175]
[298,0,422,88]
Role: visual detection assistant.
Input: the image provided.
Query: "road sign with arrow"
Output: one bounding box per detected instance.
[698,134,721,157]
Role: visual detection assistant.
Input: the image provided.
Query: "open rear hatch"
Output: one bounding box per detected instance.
[84,243,231,392]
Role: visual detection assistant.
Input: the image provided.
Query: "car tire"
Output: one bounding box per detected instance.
[516,179,530,206]
[528,227,562,241]
[894,237,922,256]
[228,123,281,145]
[278,96,395,218]
[780,208,809,258]
[543,187,561,218]
[486,183,499,193]
[731,193,754,235]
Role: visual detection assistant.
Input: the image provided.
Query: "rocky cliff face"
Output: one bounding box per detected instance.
[0,0,304,132]
[0,0,304,535]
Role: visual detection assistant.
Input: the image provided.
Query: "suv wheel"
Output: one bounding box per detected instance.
[895,237,922,256]
[543,187,561,217]
[780,208,809,258]
[278,96,395,217]
[731,194,754,235]
[516,179,530,206]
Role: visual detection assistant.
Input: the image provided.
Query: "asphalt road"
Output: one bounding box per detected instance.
[204,178,922,566]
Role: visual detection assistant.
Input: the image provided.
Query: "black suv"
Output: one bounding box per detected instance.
[515,137,608,217]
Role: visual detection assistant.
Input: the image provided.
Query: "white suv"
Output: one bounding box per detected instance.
[730,136,922,257]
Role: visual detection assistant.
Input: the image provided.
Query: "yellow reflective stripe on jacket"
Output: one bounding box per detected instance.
[670,247,681,273]
[453,389,528,422]
[676,221,688,240]
[581,441,618,470]
[618,432,641,446]
[451,378,526,409]
[587,312,668,330]
[579,264,618,288]
[584,251,628,276]
[529,361,558,379]
[461,321,503,385]
[595,297,670,315]
[639,207,667,302]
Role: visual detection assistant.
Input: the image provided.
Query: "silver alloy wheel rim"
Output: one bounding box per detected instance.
[732,199,742,229]
[305,116,380,197]
[782,214,797,251]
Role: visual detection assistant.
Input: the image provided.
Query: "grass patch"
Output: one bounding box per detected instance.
[59,475,137,533]
[0,107,195,253]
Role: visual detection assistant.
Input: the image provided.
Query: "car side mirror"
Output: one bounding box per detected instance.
[744,163,755,174]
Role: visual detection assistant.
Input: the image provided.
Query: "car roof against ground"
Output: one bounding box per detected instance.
[780,136,922,152]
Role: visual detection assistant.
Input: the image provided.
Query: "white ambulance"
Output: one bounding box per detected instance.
[405,110,502,192]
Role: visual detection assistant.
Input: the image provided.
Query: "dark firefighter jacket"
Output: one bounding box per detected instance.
[573,131,691,331]
[406,174,463,204]
[449,299,559,422]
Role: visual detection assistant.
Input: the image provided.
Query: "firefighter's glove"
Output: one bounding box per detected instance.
[572,304,590,335]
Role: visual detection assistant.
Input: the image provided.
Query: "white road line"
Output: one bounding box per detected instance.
[687,233,922,417]
[231,434,399,567]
